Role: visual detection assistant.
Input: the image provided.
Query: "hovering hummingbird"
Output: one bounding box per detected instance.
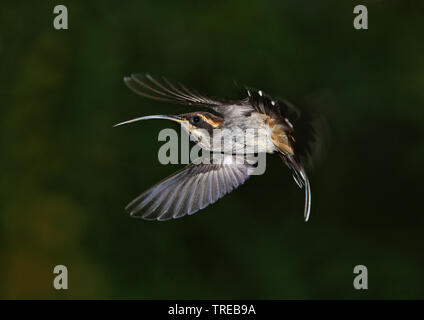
[116,74,320,222]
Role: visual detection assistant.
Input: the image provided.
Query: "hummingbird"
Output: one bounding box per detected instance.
[116,74,320,222]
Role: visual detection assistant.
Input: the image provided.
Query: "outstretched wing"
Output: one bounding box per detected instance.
[124,74,254,117]
[126,154,254,221]
[124,73,227,108]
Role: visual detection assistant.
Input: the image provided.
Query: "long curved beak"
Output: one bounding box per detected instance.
[113,115,183,127]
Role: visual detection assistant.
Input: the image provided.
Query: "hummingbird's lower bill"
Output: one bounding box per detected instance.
[116,74,321,222]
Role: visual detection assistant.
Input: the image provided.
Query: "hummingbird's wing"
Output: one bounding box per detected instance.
[124,74,254,117]
[124,74,226,108]
[126,154,254,221]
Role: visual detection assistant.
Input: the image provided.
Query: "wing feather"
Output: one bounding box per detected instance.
[126,155,252,220]
[124,74,225,108]
[124,73,255,117]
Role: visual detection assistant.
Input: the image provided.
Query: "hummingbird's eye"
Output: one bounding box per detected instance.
[191,115,201,124]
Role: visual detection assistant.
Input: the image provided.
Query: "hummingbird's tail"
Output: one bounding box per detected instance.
[280,154,311,222]
[284,103,328,222]
[299,165,311,222]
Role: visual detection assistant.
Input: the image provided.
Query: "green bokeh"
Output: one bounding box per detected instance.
[0,0,423,299]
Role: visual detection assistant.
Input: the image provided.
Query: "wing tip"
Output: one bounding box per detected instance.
[129,210,157,221]
[127,205,176,222]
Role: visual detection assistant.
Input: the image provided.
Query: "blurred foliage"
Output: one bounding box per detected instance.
[0,0,423,299]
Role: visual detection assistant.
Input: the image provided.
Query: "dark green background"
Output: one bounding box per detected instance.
[1,0,423,299]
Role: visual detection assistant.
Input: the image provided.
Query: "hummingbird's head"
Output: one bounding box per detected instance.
[175,111,224,145]
[114,111,224,144]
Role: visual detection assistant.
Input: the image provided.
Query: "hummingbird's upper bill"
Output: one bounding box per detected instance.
[113,114,183,127]
[117,73,321,222]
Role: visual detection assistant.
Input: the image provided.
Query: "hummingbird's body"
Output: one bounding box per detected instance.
[180,110,279,154]
[116,74,319,221]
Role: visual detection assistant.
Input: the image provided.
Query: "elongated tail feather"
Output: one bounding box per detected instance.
[280,154,312,222]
